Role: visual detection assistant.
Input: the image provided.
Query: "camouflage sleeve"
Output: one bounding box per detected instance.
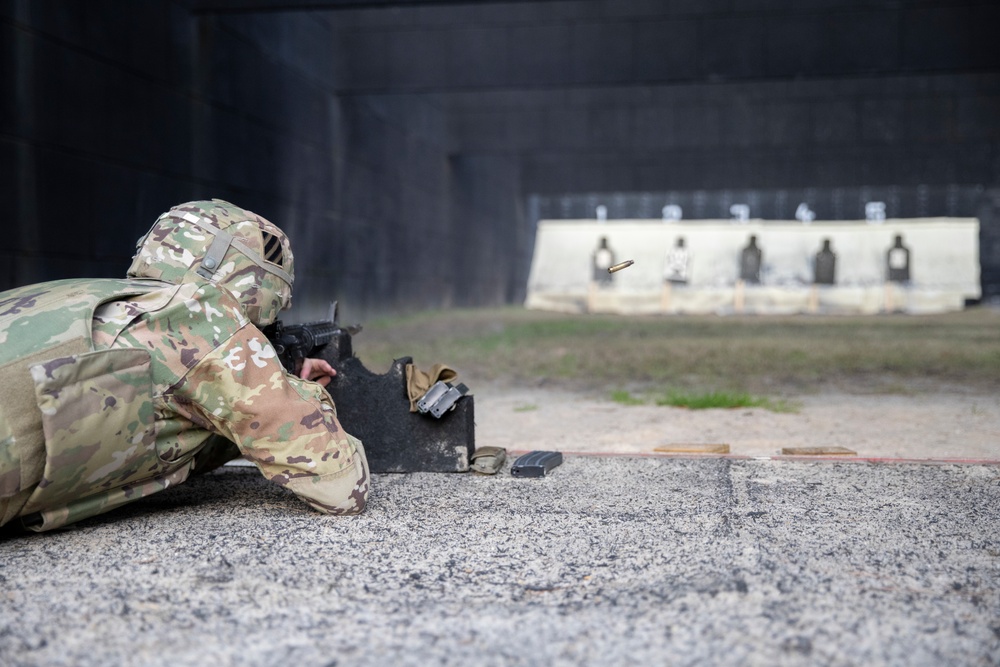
[169,326,369,515]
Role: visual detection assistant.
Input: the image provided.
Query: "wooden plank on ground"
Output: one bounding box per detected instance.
[654,443,731,454]
[781,446,857,456]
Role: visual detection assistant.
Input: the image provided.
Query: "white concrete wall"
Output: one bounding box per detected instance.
[525,218,980,315]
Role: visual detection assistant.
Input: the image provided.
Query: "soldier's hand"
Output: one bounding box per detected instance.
[299,358,337,386]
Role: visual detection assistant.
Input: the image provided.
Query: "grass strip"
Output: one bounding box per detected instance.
[655,390,797,413]
[353,306,1000,394]
[610,390,646,406]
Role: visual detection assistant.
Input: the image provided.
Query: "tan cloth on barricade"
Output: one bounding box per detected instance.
[405,363,458,412]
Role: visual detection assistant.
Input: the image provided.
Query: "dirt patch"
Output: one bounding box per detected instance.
[471,383,1000,461]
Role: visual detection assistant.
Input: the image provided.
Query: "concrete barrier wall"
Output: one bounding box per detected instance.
[526,218,980,315]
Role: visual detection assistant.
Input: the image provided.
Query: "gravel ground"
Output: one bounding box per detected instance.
[2,455,999,667]
[2,382,998,666]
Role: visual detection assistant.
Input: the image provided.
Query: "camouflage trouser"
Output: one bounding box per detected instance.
[0,416,43,528]
[0,345,41,526]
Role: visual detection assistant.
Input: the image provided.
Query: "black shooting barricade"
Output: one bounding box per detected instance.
[317,328,475,474]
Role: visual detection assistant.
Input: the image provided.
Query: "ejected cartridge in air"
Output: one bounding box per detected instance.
[607,260,634,273]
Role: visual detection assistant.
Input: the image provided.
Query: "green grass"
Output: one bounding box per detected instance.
[610,390,646,406]
[610,388,797,412]
[353,306,1000,395]
[655,390,798,413]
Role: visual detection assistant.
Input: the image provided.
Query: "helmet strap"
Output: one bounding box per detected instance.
[196,226,233,280]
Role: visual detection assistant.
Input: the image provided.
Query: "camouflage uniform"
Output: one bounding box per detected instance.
[0,200,369,531]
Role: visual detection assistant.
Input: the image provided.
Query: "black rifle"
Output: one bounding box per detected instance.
[262,319,349,375]
[262,302,360,374]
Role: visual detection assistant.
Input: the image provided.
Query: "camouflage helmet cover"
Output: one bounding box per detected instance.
[128,199,294,325]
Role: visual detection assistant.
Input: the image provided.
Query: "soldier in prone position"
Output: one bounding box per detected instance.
[0,199,369,532]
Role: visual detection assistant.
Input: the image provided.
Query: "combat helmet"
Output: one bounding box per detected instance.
[128,199,294,326]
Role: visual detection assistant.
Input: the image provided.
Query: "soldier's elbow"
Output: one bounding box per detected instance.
[287,464,369,516]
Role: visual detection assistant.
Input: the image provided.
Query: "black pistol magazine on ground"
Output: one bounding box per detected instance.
[510,451,563,478]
